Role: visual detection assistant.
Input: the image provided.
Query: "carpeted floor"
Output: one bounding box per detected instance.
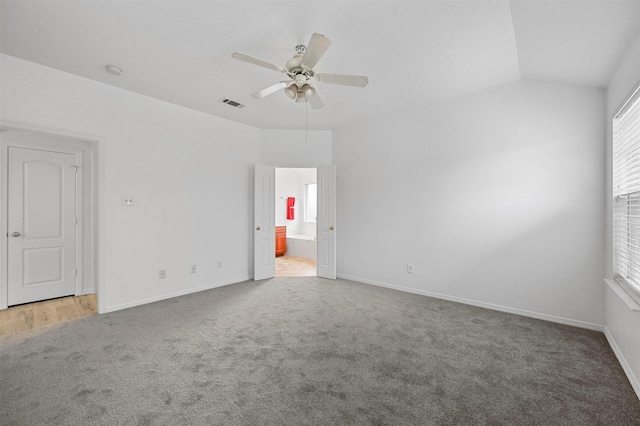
[1,277,639,425]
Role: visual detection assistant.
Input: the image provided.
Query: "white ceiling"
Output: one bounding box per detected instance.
[1,1,639,130]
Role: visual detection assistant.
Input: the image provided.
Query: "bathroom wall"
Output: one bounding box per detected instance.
[275,168,317,237]
[275,168,302,235]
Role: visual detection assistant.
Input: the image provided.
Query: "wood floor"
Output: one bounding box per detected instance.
[0,294,97,337]
[276,255,316,277]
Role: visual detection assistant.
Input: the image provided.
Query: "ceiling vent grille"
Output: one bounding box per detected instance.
[220,98,245,109]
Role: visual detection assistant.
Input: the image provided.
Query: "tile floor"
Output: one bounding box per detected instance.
[276,255,316,277]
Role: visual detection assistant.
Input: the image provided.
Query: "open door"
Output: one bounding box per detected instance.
[7,147,78,305]
[317,165,336,279]
[254,165,275,280]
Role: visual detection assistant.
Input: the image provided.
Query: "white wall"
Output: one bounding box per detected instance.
[334,80,606,329]
[275,168,302,234]
[260,129,332,166]
[275,168,317,236]
[604,31,640,398]
[297,168,317,237]
[0,54,261,313]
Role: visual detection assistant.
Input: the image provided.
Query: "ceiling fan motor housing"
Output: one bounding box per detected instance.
[285,53,314,79]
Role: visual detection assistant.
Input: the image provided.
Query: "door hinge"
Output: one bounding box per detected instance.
[75,269,78,277]
[75,217,78,225]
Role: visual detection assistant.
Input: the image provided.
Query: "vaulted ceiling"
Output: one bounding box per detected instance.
[1,1,639,130]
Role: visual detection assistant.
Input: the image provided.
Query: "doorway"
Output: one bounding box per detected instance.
[275,167,317,277]
[253,164,335,281]
[1,126,97,311]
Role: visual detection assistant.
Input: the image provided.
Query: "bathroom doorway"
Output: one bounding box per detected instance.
[275,167,317,277]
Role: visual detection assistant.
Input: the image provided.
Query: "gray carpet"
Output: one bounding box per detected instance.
[1,277,639,425]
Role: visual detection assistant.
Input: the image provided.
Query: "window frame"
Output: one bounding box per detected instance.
[612,81,640,305]
[304,183,317,223]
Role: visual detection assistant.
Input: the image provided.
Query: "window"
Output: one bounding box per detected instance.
[613,83,640,302]
[304,183,317,223]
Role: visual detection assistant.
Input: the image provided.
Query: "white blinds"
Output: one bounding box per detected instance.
[613,85,640,296]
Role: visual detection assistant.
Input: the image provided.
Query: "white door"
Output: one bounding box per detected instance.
[254,165,275,280]
[317,165,336,279]
[7,147,78,305]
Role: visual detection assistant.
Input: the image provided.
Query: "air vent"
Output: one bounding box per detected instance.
[220,98,245,109]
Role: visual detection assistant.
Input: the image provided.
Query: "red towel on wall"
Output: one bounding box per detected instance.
[287,197,295,220]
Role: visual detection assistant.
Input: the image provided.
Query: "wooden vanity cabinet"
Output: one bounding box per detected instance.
[275,226,287,257]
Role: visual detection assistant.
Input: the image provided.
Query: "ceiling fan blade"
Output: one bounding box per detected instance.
[316,73,369,87]
[232,52,284,73]
[251,81,289,99]
[308,93,324,109]
[301,33,331,69]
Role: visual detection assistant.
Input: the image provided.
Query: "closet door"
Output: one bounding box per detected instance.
[7,147,78,305]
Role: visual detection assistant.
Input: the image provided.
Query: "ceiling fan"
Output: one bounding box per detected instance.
[232,33,368,109]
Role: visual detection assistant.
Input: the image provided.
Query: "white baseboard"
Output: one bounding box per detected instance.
[337,274,604,331]
[604,327,640,400]
[103,275,252,313]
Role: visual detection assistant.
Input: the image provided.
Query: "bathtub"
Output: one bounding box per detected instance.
[286,234,316,260]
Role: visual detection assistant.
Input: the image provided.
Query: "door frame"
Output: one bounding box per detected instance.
[0,121,102,311]
[258,163,336,280]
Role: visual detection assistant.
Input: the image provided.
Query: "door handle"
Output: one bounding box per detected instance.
[256,226,261,231]
[11,231,21,237]
[329,226,334,231]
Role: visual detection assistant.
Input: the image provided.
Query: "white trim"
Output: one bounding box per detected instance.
[614,79,640,119]
[1,144,8,309]
[604,326,640,400]
[605,279,640,312]
[102,276,251,313]
[73,150,84,297]
[337,274,604,331]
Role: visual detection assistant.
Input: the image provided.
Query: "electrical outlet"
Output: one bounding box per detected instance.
[217,260,222,269]
[122,196,134,206]
[190,264,197,274]
[159,269,166,279]
[407,264,414,274]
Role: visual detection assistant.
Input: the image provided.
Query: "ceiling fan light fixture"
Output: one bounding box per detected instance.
[284,84,298,100]
[301,84,316,99]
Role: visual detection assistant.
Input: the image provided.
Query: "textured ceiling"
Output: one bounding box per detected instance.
[1,1,639,130]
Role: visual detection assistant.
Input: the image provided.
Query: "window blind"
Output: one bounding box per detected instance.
[613,84,640,299]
